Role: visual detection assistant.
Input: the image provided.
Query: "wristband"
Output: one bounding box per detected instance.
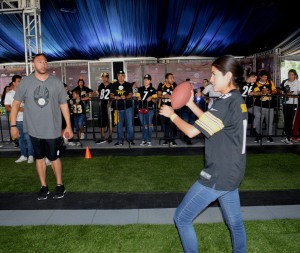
[169,113,178,122]
[10,125,17,127]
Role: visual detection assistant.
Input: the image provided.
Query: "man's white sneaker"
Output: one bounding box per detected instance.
[15,156,27,163]
[80,133,85,139]
[27,156,34,163]
[68,142,76,146]
[147,142,152,146]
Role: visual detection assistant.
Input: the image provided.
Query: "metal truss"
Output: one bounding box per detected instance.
[0,0,42,74]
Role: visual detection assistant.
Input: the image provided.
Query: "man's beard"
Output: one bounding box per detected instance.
[35,68,47,74]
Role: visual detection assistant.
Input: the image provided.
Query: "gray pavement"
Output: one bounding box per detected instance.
[1,205,300,226]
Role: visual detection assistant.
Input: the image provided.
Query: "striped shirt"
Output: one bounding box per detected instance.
[193,89,248,191]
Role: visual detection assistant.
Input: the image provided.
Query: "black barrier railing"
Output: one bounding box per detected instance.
[0,95,299,145]
[82,95,300,142]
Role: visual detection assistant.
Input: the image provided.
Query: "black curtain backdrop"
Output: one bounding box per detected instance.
[0,0,299,63]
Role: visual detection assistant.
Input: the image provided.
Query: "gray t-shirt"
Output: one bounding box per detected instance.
[194,89,248,191]
[14,73,67,139]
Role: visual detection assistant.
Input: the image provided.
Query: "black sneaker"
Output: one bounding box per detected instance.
[254,134,262,143]
[170,140,177,146]
[37,186,50,201]
[107,136,113,143]
[114,141,123,146]
[96,139,106,144]
[53,185,66,199]
[162,140,169,145]
[129,140,135,145]
[266,136,274,143]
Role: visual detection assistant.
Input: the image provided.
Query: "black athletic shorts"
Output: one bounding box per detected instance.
[30,136,61,161]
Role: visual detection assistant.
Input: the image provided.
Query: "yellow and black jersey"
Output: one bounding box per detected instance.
[72,86,93,98]
[253,80,277,108]
[138,85,157,109]
[110,81,133,110]
[71,99,85,116]
[157,82,176,106]
[193,89,248,191]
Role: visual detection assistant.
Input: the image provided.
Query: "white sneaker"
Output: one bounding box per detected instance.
[68,142,76,146]
[45,158,51,166]
[27,156,34,163]
[281,138,293,145]
[80,133,85,139]
[15,156,28,163]
[147,142,152,146]
[140,141,147,146]
[76,142,81,147]
[63,138,69,144]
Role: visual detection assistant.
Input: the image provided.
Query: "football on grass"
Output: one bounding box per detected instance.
[171,82,192,109]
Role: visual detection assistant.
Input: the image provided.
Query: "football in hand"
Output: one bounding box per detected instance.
[63,132,70,139]
[170,81,193,109]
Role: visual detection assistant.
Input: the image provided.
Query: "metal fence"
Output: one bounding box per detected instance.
[0,95,299,143]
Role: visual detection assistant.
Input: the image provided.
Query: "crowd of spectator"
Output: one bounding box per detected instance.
[1,68,300,151]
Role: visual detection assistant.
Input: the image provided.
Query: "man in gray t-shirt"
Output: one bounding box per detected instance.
[10,53,73,201]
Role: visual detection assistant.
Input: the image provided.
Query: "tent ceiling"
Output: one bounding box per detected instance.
[0,0,299,63]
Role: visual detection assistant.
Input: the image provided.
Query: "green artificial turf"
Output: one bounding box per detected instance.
[0,219,299,253]
[0,153,299,192]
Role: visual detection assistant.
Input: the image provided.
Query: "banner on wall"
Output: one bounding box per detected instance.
[66,65,89,91]
[0,65,26,96]
[88,62,112,91]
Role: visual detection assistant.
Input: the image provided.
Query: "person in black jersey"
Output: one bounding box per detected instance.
[96,72,113,144]
[137,74,157,146]
[160,55,247,253]
[239,72,257,135]
[71,78,94,139]
[110,70,134,146]
[71,90,85,146]
[252,70,277,143]
[157,73,177,146]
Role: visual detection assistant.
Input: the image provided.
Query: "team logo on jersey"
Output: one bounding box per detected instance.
[34,85,49,108]
[117,85,125,96]
[221,93,232,99]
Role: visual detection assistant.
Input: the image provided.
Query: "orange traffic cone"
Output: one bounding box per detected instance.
[85,146,92,159]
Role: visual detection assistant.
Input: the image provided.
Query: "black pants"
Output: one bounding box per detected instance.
[160,115,176,140]
[283,104,297,138]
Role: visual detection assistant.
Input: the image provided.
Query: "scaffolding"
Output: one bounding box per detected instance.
[0,0,42,75]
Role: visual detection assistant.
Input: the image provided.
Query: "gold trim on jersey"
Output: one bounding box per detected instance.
[241,104,247,113]
[195,112,224,136]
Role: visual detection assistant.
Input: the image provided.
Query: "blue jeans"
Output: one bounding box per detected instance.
[117,107,134,142]
[74,114,85,132]
[138,110,154,142]
[17,121,34,157]
[174,181,246,253]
